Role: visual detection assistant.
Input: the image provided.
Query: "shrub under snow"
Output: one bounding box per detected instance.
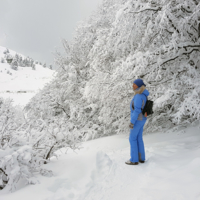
[0,98,72,191]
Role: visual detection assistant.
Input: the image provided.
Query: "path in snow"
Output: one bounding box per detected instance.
[0,125,200,200]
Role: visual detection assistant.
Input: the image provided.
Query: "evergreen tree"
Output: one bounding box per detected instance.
[29,58,34,68]
[1,58,5,63]
[11,60,18,70]
[32,63,36,70]
[14,54,20,63]
[5,54,13,64]
[18,56,23,66]
[3,48,9,54]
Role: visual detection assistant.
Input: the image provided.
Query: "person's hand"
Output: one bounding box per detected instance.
[129,123,134,129]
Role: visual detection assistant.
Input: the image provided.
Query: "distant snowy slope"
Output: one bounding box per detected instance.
[0,46,55,106]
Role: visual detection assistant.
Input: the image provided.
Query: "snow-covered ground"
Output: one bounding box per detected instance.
[0,46,55,107]
[0,124,200,200]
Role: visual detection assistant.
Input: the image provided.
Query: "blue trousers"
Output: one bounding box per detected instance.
[129,119,146,162]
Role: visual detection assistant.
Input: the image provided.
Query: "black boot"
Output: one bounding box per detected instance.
[125,160,139,165]
[138,153,145,163]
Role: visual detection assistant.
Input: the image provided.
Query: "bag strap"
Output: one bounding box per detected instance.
[141,93,148,110]
[143,93,148,100]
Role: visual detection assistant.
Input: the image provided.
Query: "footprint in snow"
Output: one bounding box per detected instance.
[91,151,113,182]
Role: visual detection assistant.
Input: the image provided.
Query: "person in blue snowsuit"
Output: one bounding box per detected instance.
[125,79,149,165]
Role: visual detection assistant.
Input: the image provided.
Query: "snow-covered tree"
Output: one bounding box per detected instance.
[5,54,13,64]
[52,0,200,136]
[3,48,9,54]
[24,77,82,160]
[29,58,34,68]
[0,98,53,191]
[22,57,27,67]
[32,63,36,70]
[18,56,23,66]
[11,59,18,70]
[1,58,5,63]
[0,98,27,190]
[49,64,53,70]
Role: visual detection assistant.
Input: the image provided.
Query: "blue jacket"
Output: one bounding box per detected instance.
[130,86,149,124]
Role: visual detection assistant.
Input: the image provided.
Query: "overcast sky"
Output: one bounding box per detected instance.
[0,0,102,66]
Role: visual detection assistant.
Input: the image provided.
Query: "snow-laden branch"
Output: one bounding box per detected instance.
[148,78,173,85]
[0,168,7,176]
[181,6,192,14]
[129,6,162,14]
[161,47,200,66]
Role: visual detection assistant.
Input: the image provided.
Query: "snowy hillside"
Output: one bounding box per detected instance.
[0,124,200,200]
[0,46,55,106]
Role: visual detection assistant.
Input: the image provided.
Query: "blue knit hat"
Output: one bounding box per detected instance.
[133,79,146,87]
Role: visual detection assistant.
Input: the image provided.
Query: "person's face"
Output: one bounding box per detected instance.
[133,83,138,91]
